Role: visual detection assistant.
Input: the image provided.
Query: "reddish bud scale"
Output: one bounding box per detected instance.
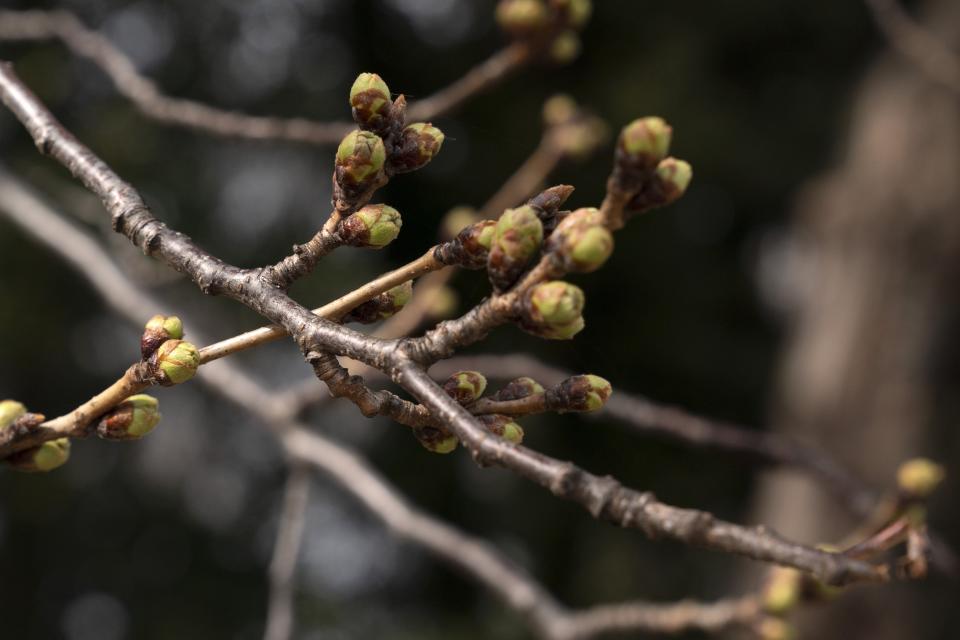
[546,375,612,412]
[388,123,444,174]
[434,220,497,269]
[349,73,392,131]
[626,158,693,213]
[479,414,525,444]
[490,377,545,401]
[442,371,488,405]
[413,426,458,454]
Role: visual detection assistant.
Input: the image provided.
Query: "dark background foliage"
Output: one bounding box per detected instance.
[1,1,956,638]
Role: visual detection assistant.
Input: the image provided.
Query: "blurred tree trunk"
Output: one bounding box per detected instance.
[750,0,960,637]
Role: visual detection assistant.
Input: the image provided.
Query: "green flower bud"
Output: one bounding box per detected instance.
[349,72,392,129]
[655,157,693,203]
[335,130,386,199]
[520,280,585,339]
[340,204,402,249]
[491,377,545,402]
[763,567,802,615]
[343,281,413,324]
[549,31,581,64]
[487,206,544,291]
[414,426,459,454]
[897,458,945,498]
[552,0,592,28]
[550,374,611,411]
[442,371,488,405]
[390,123,445,174]
[0,399,27,430]
[5,438,71,472]
[152,339,200,385]
[619,117,672,169]
[547,207,614,273]
[141,314,184,358]
[97,394,161,440]
[496,0,549,36]
[479,414,524,445]
[435,219,497,269]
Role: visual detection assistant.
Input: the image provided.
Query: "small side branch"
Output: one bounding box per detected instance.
[264,464,311,640]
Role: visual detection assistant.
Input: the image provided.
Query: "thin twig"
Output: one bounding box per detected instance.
[264,464,311,640]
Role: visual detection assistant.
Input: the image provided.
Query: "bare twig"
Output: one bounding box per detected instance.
[264,464,311,640]
[864,0,960,94]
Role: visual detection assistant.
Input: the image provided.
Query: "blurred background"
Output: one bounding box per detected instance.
[1,0,958,638]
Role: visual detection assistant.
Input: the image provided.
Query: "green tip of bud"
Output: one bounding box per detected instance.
[656,157,693,200]
[98,394,161,440]
[528,280,584,324]
[897,458,945,497]
[0,399,27,430]
[145,314,183,340]
[476,220,497,250]
[349,72,391,128]
[443,371,488,405]
[414,427,459,454]
[496,0,549,35]
[569,226,613,271]
[493,377,545,401]
[549,31,581,64]
[154,339,200,385]
[6,438,71,472]
[341,204,402,248]
[555,374,611,411]
[549,208,614,273]
[488,206,545,290]
[621,117,672,167]
[336,130,386,184]
[480,414,525,444]
[391,123,445,173]
[763,568,801,615]
[343,281,413,324]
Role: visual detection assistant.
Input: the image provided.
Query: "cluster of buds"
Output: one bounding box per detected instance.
[339,204,403,249]
[545,374,612,411]
[487,206,544,291]
[496,0,592,63]
[546,207,613,273]
[1,399,70,472]
[519,280,585,339]
[141,316,199,386]
[611,116,693,215]
[97,394,161,440]
[343,282,413,324]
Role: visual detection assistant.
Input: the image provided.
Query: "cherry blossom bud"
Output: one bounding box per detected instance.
[520,281,585,339]
[897,458,945,498]
[97,394,161,440]
[340,204,402,248]
[414,426,459,454]
[349,72,391,129]
[390,123,445,174]
[435,219,498,269]
[549,374,611,411]
[151,339,200,385]
[491,377,545,401]
[442,371,488,405]
[0,399,27,430]
[6,438,71,472]
[487,206,544,291]
[547,207,613,273]
[343,282,413,324]
[335,130,386,200]
[141,314,184,358]
[655,157,692,204]
[620,117,672,170]
[480,414,524,444]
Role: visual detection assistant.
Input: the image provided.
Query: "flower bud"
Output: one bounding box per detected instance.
[349,72,392,129]
[414,426,459,454]
[619,117,672,169]
[487,206,544,291]
[151,339,200,385]
[763,567,801,615]
[491,377,545,401]
[655,157,692,204]
[549,31,581,64]
[435,219,497,269]
[479,414,524,444]
[897,458,945,498]
[97,394,161,440]
[141,314,184,358]
[343,282,413,324]
[547,207,613,273]
[0,399,27,430]
[335,130,386,199]
[5,438,71,472]
[551,0,592,28]
[442,371,488,405]
[390,123,445,174]
[340,204,402,248]
[520,281,585,339]
[549,374,611,411]
[496,0,549,37]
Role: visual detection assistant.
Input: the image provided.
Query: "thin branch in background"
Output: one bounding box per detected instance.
[0,10,533,145]
[264,464,311,640]
[0,169,772,640]
[864,0,960,94]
